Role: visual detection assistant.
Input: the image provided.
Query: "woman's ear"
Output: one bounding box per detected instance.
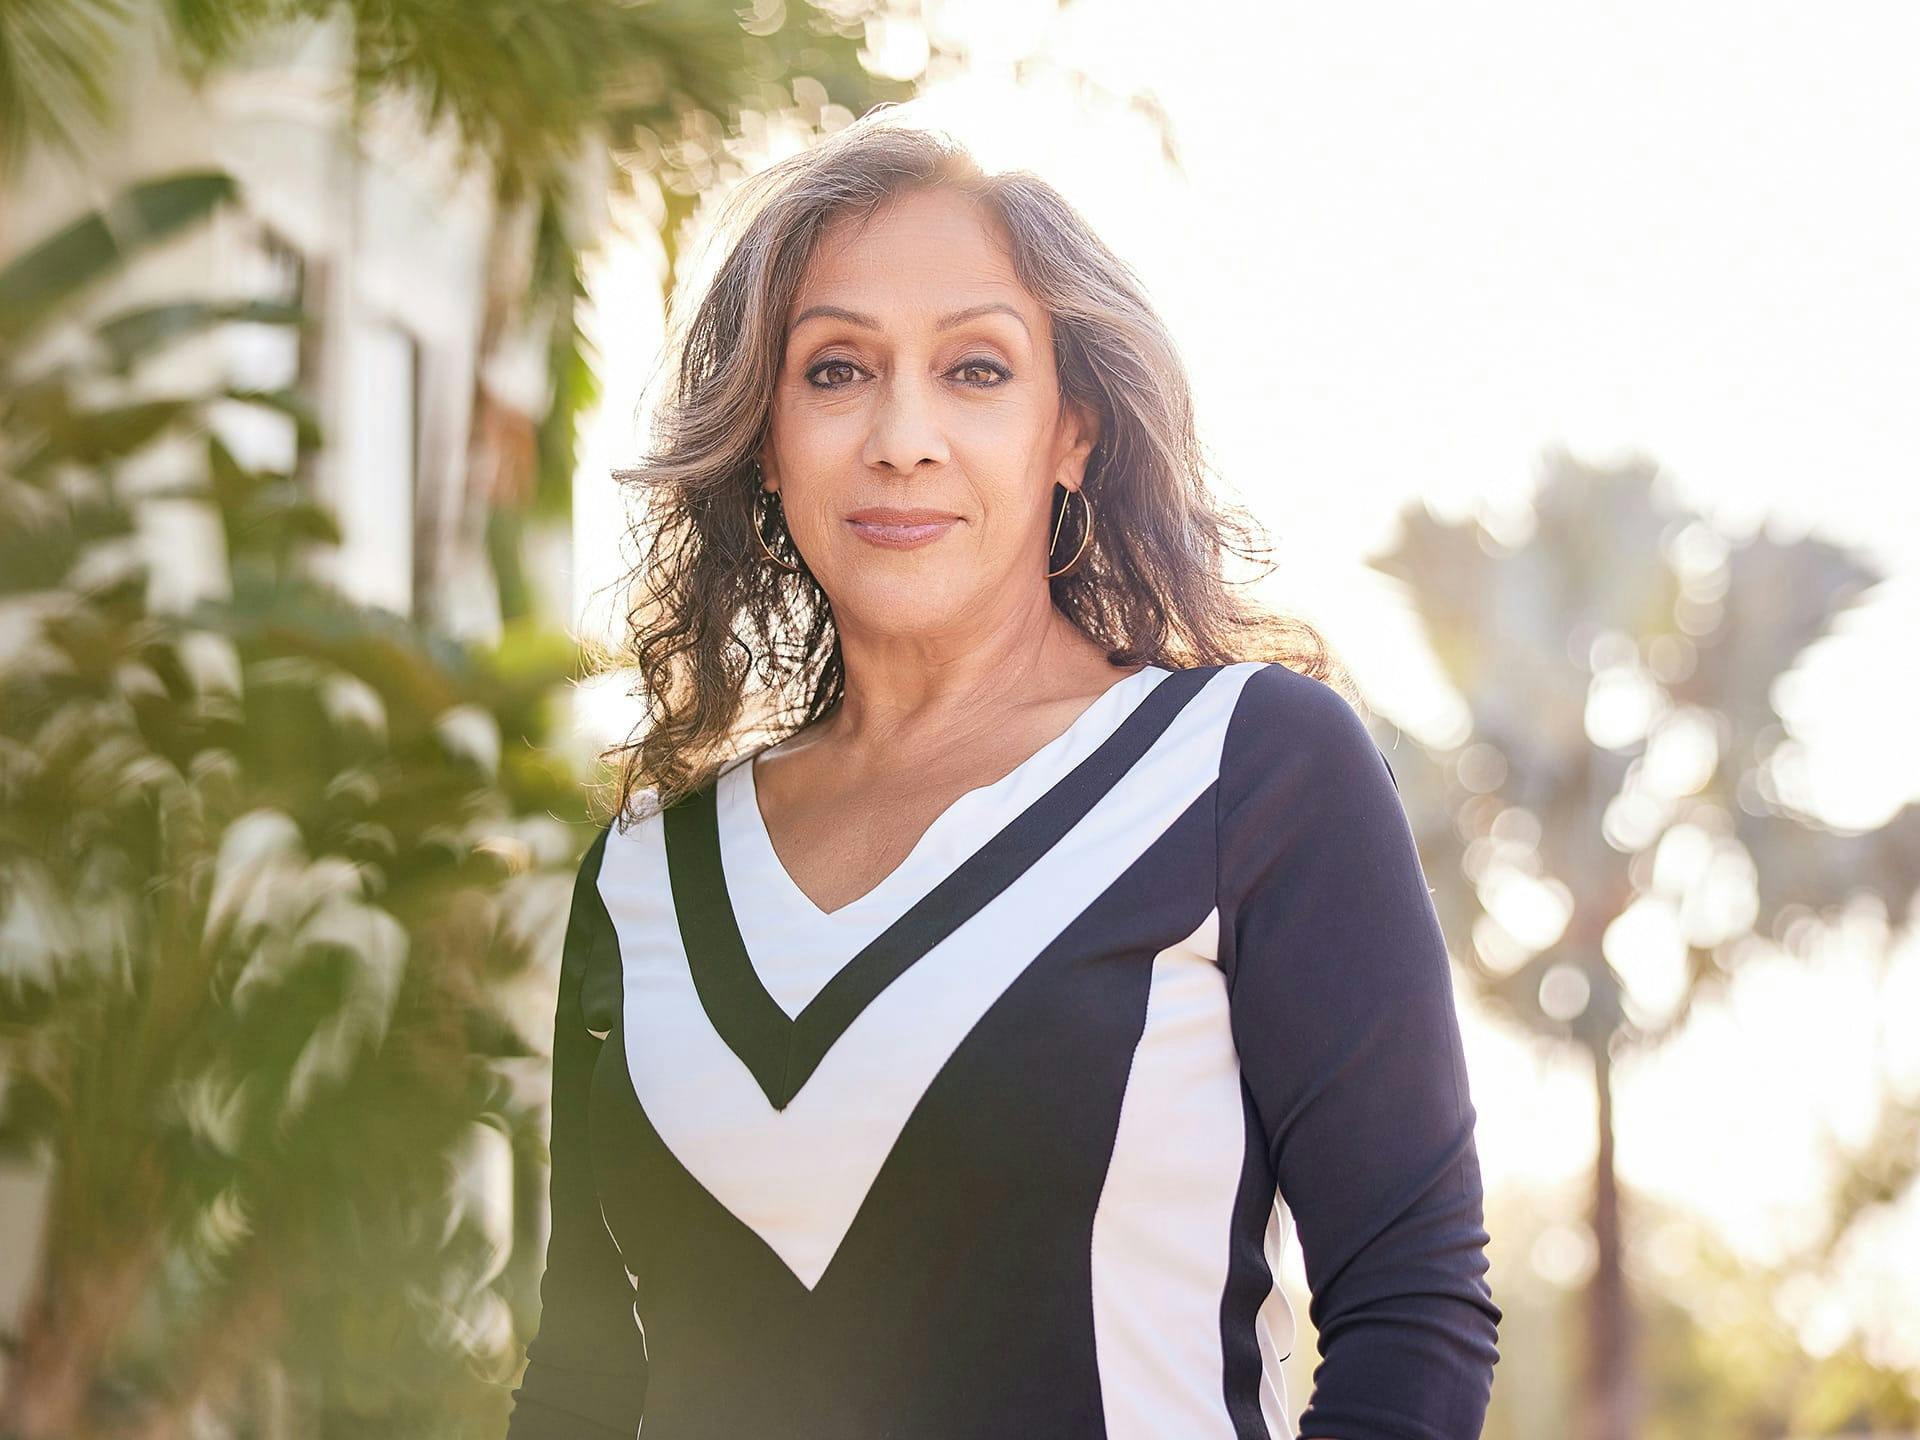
[1058,403,1102,490]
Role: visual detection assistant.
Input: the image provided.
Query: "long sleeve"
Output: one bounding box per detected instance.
[506,826,649,1438]
[1216,664,1501,1440]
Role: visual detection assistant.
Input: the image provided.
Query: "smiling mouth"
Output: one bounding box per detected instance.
[844,506,960,552]
[845,514,960,549]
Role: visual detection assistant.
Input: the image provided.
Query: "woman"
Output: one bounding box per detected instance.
[506,109,1500,1439]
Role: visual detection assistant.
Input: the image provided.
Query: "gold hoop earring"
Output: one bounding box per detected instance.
[750,473,802,573]
[1046,484,1094,579]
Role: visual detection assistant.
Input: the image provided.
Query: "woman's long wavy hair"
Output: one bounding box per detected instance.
[600,106,1350,826]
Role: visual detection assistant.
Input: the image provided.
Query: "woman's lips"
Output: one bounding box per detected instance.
[845,516,959,549]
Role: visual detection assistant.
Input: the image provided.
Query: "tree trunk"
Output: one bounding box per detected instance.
[0,1236,159,1440]
[1577,1038,1641,1440]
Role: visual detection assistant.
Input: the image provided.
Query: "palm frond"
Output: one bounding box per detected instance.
[0,169,238,347]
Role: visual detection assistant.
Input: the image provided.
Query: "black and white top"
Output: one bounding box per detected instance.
[505,660,1501,1440]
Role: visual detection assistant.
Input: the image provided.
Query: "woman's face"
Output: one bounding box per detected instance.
[758,186,1097,644]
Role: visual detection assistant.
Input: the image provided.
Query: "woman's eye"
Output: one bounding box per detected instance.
[803,357,1011,389]
[807,359,861,389]
[953,358,1011,387]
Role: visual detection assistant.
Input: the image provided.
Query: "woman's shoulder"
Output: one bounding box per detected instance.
[1212,663,1410,919]
[1214,660,1392,801]
[1218,659,1374,747]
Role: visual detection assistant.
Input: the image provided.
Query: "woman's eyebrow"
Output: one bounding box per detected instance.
[788,301,1031,341]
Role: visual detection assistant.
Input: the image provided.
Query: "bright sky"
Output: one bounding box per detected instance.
[570,0,1920,1376]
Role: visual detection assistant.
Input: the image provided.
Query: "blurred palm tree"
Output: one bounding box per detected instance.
[0,171,591,1437]
[1368,448,1920,1440]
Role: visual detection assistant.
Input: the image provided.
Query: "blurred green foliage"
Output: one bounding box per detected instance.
[1471,1186,1920,1440]
[0,169,587,1438]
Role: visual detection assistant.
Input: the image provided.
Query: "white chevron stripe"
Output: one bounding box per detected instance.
[596,661,1266,1290]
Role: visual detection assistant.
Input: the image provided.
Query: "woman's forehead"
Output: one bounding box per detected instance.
[791,199,1041,340]
[803,193,1015,285]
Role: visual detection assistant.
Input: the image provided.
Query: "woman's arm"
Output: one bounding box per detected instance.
[505,827,649,1438]
[1216,664,1501,1440]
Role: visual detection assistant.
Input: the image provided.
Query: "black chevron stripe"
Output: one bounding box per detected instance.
[663,664,1222,1111]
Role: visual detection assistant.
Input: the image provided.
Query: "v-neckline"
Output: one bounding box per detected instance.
[741,663,1171,921]
[658,663,1217,1111]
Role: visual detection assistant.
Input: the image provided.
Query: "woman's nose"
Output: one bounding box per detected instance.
[862,370,951,474]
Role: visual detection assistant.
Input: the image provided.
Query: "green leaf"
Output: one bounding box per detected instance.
[0,171,239,346]
[28,398,195,469]
[95,298,307,373]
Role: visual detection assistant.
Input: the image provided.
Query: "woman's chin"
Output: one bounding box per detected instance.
[830,575,983,636]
